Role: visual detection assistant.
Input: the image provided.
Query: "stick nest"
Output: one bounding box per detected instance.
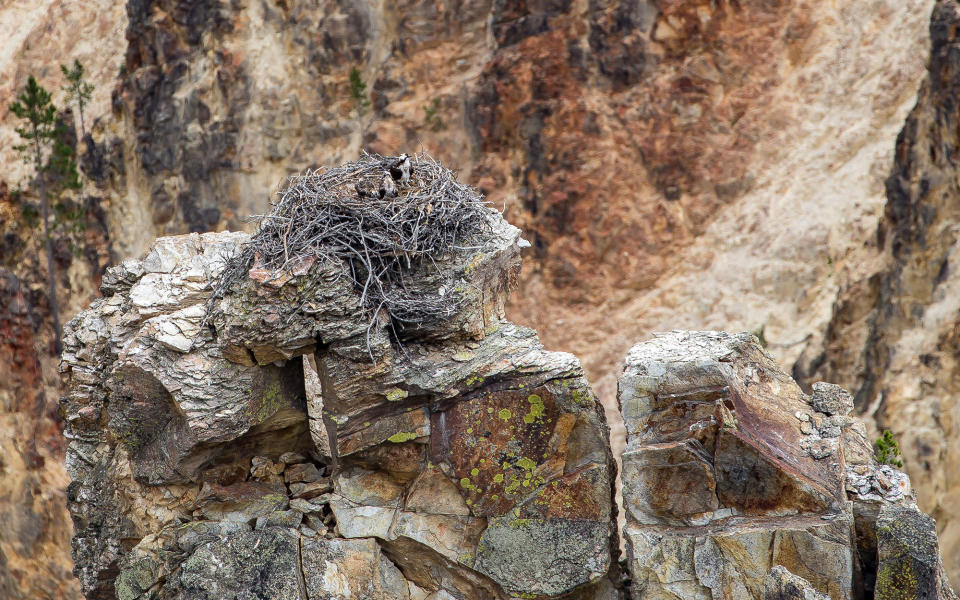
[208,152,493,332]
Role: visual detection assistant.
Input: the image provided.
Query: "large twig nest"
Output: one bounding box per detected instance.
[207,152,495,341]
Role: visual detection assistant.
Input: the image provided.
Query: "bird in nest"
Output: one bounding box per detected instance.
[389,153,411,186]
[354,153,411,201]
[354,171,397,200]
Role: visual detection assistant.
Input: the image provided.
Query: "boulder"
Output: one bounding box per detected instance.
[618,331,957,600]
[875,504,957,600]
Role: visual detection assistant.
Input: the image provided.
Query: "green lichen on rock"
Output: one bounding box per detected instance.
[523,394,545,424]
[387,431,417,443]
[516,457,537,472]
[875,503,946,600]
[463,252,486,276]
[249,379,284,424]
[385,388,409,402]
[115,554,162,600]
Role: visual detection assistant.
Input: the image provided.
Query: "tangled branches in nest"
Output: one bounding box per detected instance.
[207,152,493,343]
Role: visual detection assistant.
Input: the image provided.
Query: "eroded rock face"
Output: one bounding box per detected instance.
[63,225,960,600]
[618,331,957,600]
[804,0,960,582]
[61,204,615,599]
[0,269,80,599]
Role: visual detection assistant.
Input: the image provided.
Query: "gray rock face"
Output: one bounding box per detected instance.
[763,566,830,600]
[875,504,957,600]
[61,199,614,599]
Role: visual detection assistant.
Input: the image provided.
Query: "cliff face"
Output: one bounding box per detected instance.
[801,0,960,581]
[0,268,79,599]
[3,0,960,594]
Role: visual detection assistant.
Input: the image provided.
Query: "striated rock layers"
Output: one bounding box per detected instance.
[60,200,616,599]
[618,331,956,600]
[61,165,956,598]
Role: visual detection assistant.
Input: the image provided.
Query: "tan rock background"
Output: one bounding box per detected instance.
[4,0,960,593]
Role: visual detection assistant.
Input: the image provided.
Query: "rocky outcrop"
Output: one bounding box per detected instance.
[61,171,959,600]
[796,0,960,581]
[618,331,956,600]
[2,0,958,593]
[60,185,616,599]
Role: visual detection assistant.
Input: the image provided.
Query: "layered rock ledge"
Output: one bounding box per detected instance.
[60,161,955,600]
[61,199,616,599]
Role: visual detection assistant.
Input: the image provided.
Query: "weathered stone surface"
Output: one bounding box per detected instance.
[617,331,954,600]
[68,233,311,489]
[324,343,614,599]
[620,332,847,523]
[763,566,830,600]
[810,383,853,417]
[626,514,853,600]
[62,208,613,600]
[166,528,303,600]
[301,537,409,600]
[875,504,957,600]
[194,481,288,522]
[60,233,312,597]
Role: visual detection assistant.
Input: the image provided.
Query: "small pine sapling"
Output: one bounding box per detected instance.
[349,66,370,116]
[423,98,446,131]
[61,59,95,137]
[874,430,904,468]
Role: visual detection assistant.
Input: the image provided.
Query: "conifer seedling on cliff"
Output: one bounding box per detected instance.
[875,429,904,468]
[61,59,94,137]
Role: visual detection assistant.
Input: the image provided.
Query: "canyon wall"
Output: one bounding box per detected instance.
[4,0,960,594]
[802,0,960,580]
